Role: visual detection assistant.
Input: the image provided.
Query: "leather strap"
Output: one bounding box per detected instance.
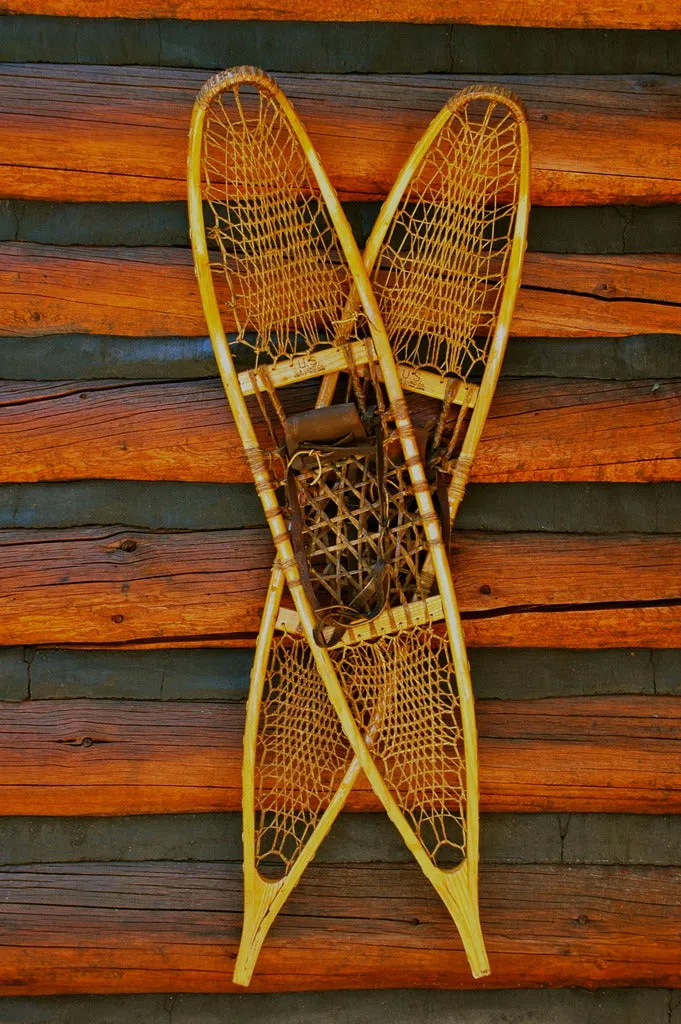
[285,415,388,646]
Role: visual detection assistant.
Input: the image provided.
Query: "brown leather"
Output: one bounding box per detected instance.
[384,425,429,466]
[436,470,452,552]
[285,403,366,457]
[285,413,388,646]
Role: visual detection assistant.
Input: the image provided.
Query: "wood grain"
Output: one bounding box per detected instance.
[1,68,680,203]
[1,527,680,648]
[0,696,678,816]
[3,377,679,485]
[2,245,680,339]
[3,0,679,27]
[1,860,681,993]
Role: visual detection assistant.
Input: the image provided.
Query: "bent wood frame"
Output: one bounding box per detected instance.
[188,68,528,987]
[240,85,529,981]
[327,83,530,523]
[187,72,485,984]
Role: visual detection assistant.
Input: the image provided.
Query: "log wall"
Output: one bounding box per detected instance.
[1,6,681,1022]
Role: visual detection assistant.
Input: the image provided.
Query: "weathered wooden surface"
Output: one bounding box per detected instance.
[0,696,678,816]
[1,68,681,203]
[3,0,680,27]
[4,27,681,80]
[1,527,680,648]
[2,377,679,485]
[0,991,667,1023]
[23,647,672,702]
[5,333,681,383]
[0,245,202,337]
[0,0,678,1014]
[2,245,680,338]
[8,810,681,869]
[1,861,681,993]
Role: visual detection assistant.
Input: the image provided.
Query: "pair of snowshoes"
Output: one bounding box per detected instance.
[187,66,530,985]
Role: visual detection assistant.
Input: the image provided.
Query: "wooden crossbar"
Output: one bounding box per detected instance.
[237,343,474,404]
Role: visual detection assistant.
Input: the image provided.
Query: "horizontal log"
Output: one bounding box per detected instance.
[2,376,679,485]
[1,860,681,993]
[5,333,681,385]
[1,527,681,648]
[3,0,680,27]
[0,696,678,816]
[25,645,669,703]
[1,245,680,339]
[0,993,663,1023]
[1,68,680,203]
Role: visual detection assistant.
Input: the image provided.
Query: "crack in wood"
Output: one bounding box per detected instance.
[463,596,681,620]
